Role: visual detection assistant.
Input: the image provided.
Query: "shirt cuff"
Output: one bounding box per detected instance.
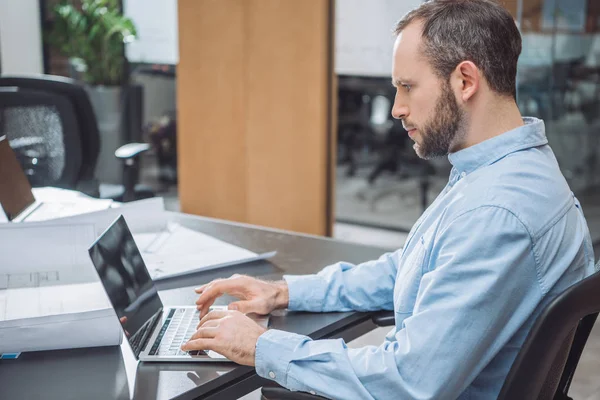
[283,274,328,311]
[255,328,311,388]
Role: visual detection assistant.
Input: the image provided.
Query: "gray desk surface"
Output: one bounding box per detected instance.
[0,212,388,400]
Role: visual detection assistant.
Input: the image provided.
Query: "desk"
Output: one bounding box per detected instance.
[0,211,388,400]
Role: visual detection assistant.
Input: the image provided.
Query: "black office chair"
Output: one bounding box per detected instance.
[0,87,83,188]
[262,264,600,400]
[0,75,154,202]
[497,264,600,400]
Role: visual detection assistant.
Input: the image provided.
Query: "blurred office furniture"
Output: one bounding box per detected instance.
[337,75,435,213]
[518,57,589,122]
[178,0,334,236]
[0,75,154,202]
[146,113,178,184]
[261,263,600,400]
[0,86,82,188]
[337,76,396,178]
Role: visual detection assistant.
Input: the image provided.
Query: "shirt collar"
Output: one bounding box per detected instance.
[447,117,548,175]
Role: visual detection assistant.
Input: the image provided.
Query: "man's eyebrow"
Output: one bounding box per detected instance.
[392,78,410,86]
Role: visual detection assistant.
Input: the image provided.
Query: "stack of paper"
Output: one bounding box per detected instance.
[0,223,122,353]
[0,196,277,353]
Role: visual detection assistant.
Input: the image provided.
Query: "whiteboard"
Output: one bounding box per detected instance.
[335,0,423,77]
[123,0,179,65]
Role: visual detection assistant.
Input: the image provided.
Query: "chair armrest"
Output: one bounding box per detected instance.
[372,311,395,327]
[114,143,151,160]
[261,387,329,400]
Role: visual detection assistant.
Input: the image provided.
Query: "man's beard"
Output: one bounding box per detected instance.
[413,80,466,160]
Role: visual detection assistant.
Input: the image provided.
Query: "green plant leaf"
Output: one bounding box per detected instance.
[46,0,137,86]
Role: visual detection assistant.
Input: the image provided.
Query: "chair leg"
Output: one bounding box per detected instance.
[420,177,429,212]
[122,160,137,202]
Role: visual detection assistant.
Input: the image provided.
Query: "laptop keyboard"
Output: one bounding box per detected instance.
[149,308,206,356]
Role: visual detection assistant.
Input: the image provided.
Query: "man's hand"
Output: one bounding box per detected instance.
[195,274,289,318]
[181,309,267,366]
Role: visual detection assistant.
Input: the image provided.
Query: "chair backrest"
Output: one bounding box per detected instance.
[0,87,82,188]
[498,263,600,400]
[0,75,101,183]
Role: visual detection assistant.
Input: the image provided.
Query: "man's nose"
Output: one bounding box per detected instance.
[391,100,408,120]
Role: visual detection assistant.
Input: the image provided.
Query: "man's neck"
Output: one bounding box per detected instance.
[455,97,524,152]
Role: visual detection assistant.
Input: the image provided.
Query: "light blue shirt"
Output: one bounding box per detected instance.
[255,118,596,400]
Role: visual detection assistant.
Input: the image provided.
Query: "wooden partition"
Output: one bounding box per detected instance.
[177,0,334,236]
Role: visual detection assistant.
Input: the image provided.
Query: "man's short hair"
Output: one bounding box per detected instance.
[395,0,522,99]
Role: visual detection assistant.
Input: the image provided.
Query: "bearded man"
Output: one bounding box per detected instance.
[182,1,596,399]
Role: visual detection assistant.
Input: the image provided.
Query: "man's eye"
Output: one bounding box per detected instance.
[402,84,412,92]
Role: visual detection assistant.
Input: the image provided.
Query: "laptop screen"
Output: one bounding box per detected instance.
[88,215,164,357]
[0,135,36,220]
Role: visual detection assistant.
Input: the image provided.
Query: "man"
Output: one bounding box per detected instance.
[181,1,596,398]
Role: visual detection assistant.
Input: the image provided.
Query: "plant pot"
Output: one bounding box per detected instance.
[85,85,124,184]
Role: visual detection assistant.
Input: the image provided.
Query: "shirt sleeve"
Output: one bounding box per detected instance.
[283,251,399,312]
[255,206,544,399]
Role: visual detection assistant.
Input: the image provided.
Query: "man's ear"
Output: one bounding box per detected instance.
[453,61,480,102]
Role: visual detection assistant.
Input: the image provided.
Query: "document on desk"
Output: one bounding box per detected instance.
[24,187,114,222]
[0,222,122,353]
[40,197,167,236]
[133,223,277,281]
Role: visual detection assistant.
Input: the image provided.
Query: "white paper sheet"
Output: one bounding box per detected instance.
[21,187,114,222]
[133,223,276,280]
[38,197,167,236]
[0,222,96,275]
[0,307,122,353]
[1,281,111,321]
[32,187,101,201]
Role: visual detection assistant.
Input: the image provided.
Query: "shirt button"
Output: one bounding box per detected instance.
[460,172,466,178]
[269,371,276,379]
[310,391,317,395]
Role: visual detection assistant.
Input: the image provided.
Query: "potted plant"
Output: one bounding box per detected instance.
[46,0,138,184]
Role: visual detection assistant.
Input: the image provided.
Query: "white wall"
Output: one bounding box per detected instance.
[335,0,423,77]
[0,0,44,74]
[123,0,179,65]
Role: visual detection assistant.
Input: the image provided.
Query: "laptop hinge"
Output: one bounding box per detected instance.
[137,308,164,357]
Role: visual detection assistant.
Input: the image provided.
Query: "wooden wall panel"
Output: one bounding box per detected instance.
[244,0,331,234]
[177,0,248,222]
[177,0,334,235]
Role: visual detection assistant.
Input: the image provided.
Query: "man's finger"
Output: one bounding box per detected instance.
[196,280,242,305]
[194,283,209,294]
[200,302,214,319]
[189,326,218,341]
[198,309,232,327]
[181,338,213,352]
[196,319,219,330]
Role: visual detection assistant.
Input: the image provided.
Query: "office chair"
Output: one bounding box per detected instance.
[0,75,154,202]
[0,87,83,189]
[261,262,600,400]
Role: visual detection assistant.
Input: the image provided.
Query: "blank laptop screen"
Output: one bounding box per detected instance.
[88,215,163,355]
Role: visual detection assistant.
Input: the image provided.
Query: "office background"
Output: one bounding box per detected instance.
[1,0,600,399]
[1,0,599,248]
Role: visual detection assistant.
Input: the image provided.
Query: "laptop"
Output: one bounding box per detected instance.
[0,135,110,222]
[88,215,268,362]
[0,135,36,220]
